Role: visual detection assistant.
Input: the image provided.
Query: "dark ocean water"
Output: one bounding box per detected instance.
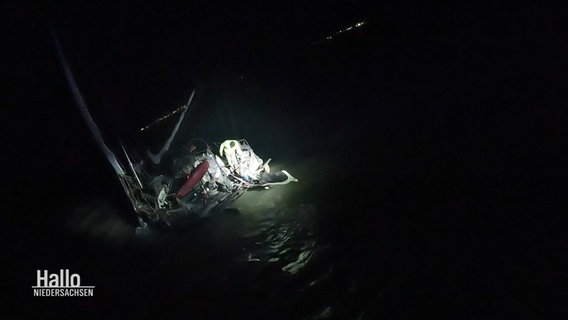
[7,3,564,319]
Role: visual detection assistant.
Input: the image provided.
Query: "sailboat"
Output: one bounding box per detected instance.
[54,35,298,228]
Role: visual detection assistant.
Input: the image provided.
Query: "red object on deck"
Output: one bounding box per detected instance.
[176,160,209,198]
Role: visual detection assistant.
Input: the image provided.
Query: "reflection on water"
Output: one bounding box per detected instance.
[241,202,320,274]
[65,158,366,318]
[69,199,136,244]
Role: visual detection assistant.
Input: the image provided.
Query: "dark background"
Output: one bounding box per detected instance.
[4,1,565,319]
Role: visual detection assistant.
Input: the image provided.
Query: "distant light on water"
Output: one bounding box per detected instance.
[139,104,188,132]
[313,20,367,45]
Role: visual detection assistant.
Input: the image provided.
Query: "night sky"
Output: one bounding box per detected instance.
[5,2,565,319]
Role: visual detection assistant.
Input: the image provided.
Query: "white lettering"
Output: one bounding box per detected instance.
[70,273,80,287]
[36,270,48,287]
[48,273,58,287]
[33,269,94,297]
